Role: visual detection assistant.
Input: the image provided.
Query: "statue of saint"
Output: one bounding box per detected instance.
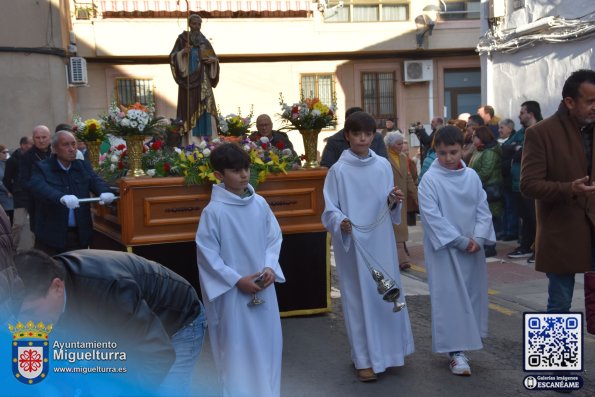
[170,14,220,138]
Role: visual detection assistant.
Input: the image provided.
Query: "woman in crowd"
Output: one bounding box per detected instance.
[468,126,502,257]
[385,131,418,270]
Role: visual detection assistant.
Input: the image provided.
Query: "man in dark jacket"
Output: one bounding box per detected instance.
[3,136,33,249]
[13,249,205,395]
[249,113,296,154]
[29,131,114,254]
[320,107,388,168]
[19,125,52,235]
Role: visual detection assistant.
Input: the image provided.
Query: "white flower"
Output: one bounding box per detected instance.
[109,164,116,172]
[243,144,251,151]
[198,141,208,149]
[311,109,321,117]
[282,148,292,156]
[202,148,211,157]
[212,138,221,144]
[174,147,182,154]
[260,136,270,144]
[121,118,131,127]
[146,169,156,177]
[110,155,119,163]
[130,121,138,128]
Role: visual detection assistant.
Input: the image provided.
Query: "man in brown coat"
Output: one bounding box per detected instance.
[520,69,595,312]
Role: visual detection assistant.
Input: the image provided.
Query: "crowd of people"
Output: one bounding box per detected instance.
[1,69,593,396]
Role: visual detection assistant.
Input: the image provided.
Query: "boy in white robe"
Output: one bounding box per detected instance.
[418,125,495,376]
[322,111,415,382]
[195,143,285,397]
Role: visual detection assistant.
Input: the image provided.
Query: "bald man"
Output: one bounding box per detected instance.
[18,125,52,236]
[249,114,296,153]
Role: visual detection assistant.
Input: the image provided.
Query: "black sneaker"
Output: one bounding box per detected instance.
[507,248,533,259]
[527,253,535,264]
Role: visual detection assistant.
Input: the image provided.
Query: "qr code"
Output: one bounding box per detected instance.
[524,313,583,371]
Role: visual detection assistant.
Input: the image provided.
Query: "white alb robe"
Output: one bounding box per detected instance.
[322,150,415,373]
[418,159,495,353]
[196,183,285,397]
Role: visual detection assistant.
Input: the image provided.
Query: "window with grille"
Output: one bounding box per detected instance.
[115,78,155,107]
[324,1,408,23]
[300,74,336,105]
[361,71,395,122]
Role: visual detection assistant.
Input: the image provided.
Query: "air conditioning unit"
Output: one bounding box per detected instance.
[68,57,88,86]
[403,60,433,83]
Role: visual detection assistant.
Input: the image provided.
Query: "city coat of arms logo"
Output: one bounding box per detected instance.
[8,321,53,385]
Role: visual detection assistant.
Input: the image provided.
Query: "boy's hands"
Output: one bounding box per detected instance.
[466,239,481,253]
[340,219,352,234]
[236,267,275,294]
[388,187,404,209]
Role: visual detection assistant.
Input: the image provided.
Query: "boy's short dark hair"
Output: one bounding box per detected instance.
[433,125,464,147]
[210,143,251,173]
[344,111,376,134]
[13,250,66,300]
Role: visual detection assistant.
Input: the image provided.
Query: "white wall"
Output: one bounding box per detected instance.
[480,0,595,121]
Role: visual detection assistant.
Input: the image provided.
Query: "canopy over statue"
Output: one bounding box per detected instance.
[170,14,220,138]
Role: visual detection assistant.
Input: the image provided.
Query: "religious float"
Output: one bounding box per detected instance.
[92,170,330,317]
[87,96,337,316]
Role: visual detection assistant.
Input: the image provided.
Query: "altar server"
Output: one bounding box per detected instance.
[418,125,494,376]
[322,111,414,382]
[196,143,285,397]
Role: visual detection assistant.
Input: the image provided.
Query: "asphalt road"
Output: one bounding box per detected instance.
[191,221,595,396]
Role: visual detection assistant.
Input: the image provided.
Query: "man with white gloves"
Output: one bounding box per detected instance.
[29,130,115,255]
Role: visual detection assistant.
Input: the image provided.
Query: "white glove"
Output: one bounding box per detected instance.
[60,195,80,209]
[99,192,116,205]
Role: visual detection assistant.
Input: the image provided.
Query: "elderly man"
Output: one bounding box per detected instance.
[28,130,114,255]
[249,114,295,152]
[18,125,52,239]
[521,69,595,313]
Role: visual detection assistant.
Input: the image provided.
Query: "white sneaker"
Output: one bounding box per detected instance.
[449,352,471,376]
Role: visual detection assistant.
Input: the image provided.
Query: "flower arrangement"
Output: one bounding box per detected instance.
[279,93,337,131]
[97,143,129,183]
[217,107,254,137]
[177,136,301,187]
[96,136,301,187]
[103,101,165,137]
[72,116,105,142]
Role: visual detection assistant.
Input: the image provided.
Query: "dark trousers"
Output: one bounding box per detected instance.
[515,191,535,251]
[502,188,519,237]
[34,228,85,256]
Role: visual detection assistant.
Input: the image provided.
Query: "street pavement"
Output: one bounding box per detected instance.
[191,219,595,396]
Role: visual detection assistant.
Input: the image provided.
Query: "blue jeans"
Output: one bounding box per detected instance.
[546,236,595,312]
[158,302,207,396]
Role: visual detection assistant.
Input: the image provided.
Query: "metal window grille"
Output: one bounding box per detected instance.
[361,71,395,121]
[300,74,335,105]
[115,78,154,107]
